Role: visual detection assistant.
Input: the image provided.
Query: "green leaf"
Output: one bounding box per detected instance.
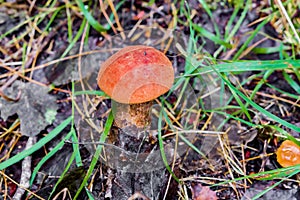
[0,81,58,136]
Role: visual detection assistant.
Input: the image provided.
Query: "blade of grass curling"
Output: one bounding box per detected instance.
[266,83,299,99]
[213,109,299,145]
[66,2,73,42]
[0,3,55,41]
[179,135,207,159]
[252,46,290,54]
[204,65,288,130]
[215,0,250,57]
[108,0,126,29]
[29,130,74,185]
[249,69,274,100]
[71,81,82,166]
[197,0,220,37]
[158,106,180,183]
[193,24,231,49]
[44,6,63,32]
[74,111,114,200]
[282,70,300,94]
[205,69,259,114]
[37,0,59,25]
[85,189,95,200]
[73,90,107,96]
[293,67,300,81]
[0,116,72,170]
[210,65,300,133]
[217,72,251,120]
[212,165,300,187]
[244,69,274,111]
[191,60,300,75]
[252,169,300,200]
[48,139,78,200]
[61,18,87,58]
[226,79,252,120]
[75,0,107,32]
[233,17,269,60]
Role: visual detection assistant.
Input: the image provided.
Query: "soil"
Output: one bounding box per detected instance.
[0,0,300,200]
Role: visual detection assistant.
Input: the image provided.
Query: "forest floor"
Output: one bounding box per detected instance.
[0,0,300,200]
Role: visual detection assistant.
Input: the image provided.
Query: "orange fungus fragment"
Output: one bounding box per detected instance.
[276,140,300,167]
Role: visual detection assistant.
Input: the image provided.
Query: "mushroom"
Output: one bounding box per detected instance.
[276,140,300,167]
[97,45,174,132]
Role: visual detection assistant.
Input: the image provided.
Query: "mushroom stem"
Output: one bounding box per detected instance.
[112,101,153,130]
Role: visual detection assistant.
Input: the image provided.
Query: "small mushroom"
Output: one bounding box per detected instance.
[276,140,300,167]
[97,45,174,131]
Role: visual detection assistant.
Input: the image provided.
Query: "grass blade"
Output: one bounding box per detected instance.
[73,111,114,199]
[0,116,72,170]
[252,169,299,199]
[233,17,269,60]
[75,0,107,32]
[29,130,73,185]
[210,65,300,133]
[158,107,180,183]
[193,24,232,48]
[189,60,300,75]
[282,70,300,94]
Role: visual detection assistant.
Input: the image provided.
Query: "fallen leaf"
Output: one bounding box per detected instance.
[42,45,102,86]
[0,81,58,136]
[242,183,299,200]
[191,183,218,200]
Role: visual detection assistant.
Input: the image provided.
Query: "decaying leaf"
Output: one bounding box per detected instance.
[34,45,103,86]
[191,183,218,200]
[242,184,299,200]
[0,81,58,136]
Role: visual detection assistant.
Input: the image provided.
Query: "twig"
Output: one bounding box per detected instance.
[275,0,300,44]
[0,20,66,92]
[13,136,37,200]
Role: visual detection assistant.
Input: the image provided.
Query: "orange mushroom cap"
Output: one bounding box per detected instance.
[97,45,174,104]
[276,140,300,167]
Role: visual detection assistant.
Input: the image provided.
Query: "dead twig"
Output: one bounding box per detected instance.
[13,136,37,200]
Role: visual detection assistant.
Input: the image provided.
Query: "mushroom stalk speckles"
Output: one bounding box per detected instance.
[112,100,153,129]
[97,45,174,132]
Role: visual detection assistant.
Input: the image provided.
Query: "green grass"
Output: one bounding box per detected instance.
[0,117,72,170]
[0,0,300,199]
